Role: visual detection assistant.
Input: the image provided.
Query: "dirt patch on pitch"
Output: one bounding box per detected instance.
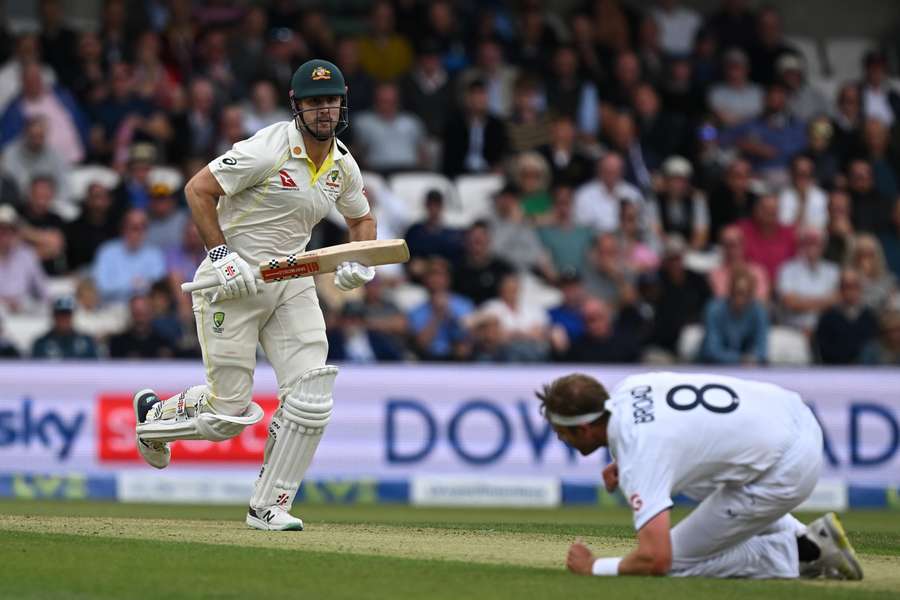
[0,515,896,591]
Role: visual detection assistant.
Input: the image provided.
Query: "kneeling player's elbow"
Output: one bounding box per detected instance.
[649,553,672,576]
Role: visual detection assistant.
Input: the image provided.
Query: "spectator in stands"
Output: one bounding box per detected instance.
[606,112,654,191]
[452,220,514,305]
[18,176,66,275]
[537,114,594,188]
[860,309,900,365]
[0,314,20,358]
[257,27,305,94]
[537,185,593,276]
[147,279,184,348]
[706,158,758,241]
[858,119,900,200]
[65,182,118,272]
[822,190,854,264]
[806,117,840,189]
[408,257,473,361]
[814,269,878,364]
[706,0,756,53]
[698,266,768,365]
[776,226,840,333]
[114,143,156,213]
[489,185,555,280]
[72,277,128,342]
[582,232,637,306]
[229,6,268,85]
[89,62,153,161]
[1,60,87,165]
[327,301,404,363]
[778,154,828,230]
[618,200,660,274]
[164,221,206,287]
[108,293,176,359]
[441,79,509,177]
[0,204,46,313]
[747,6,797,85]
[725,83,807,182]
[660,57,705,119]
[878,200,900,280]
[543,45,600,140]
[573,152,643,233]
[184,78,218,159]
[297,8,337,63]
[468,310,514,363]
[848,233,898,310]
[650,156,709,250]
[146,181,189,250]
[0,34,57,115]
[651,0,701,57]
[353,82,428,173]
[859,50,900,127]
[358,275,409,353]
[777,53,828,124]
[334,37,376,113]
[737,193,796,286]
[513,3,560,75]
[479,273,549,362]
[510,151,552,217]
[846,159,894,234]
[635,16,668,94]
[708,48,763,127]
[548,272,587,346]
[558,297,640,363]
[457,38,518,119]
[31,296,100,360]
[92,208,166,304]
[399,38,453,140]
[357,1,414,82]
[708,224,770,303]
[70,31,105,110]
[1,115,68,206]
[505,74,551,153]
[421,0,468,74]
[404,189,464,280]
[832,83,863,162]
[242,80,289,135]
[586,0,634,61]
[568,13,605,85]
[214,105,247,156]
[644,234,712,358]
[131,31,178,109]
[690,27,720,89]
[603,50,644,111]
[634,83,689,171]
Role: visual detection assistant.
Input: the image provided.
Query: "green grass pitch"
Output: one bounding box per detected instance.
[0,500,898,599]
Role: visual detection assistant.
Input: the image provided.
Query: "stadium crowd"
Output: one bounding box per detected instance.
[1,0,900,366]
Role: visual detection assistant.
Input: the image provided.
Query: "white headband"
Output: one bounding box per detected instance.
[547,410,607,426]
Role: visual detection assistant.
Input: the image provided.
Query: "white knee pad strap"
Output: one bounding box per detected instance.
[137,386,265,443]
[250,365,338,510]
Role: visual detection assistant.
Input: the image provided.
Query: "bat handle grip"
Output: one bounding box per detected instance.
[181,277,221,293]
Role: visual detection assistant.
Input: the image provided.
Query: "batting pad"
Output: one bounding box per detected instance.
[249,365,338,510]
[137,386,265,443]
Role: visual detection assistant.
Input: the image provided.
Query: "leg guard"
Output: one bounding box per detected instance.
[249,365,337,511]
[137,385,265,443]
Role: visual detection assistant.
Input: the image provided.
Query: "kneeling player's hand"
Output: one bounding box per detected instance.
[566,541,595,575]
[210,245,259,300]
[602,461,619,492]
[334,261,375,291]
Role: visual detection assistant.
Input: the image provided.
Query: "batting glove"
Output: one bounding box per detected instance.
[334,261,375,291]
[209,244,259,300]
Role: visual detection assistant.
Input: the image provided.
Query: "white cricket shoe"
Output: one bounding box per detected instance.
[133,389,170,469]
[802,512,864,580]
[246,505,304,531]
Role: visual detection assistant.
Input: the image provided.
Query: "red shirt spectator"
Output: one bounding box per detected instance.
[737,194,796,285]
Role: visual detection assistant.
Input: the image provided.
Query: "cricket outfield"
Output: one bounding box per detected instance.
[0,501,897,599]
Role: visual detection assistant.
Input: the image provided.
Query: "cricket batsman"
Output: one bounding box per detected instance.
[131,59,376,531]
[538,371,863,580]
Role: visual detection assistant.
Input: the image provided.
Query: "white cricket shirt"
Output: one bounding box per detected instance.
[605,371,817,530]
[208,121,370,264]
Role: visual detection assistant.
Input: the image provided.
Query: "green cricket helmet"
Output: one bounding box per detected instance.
[289,59,349,141]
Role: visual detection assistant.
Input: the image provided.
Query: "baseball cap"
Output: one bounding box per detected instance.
[663,156,693,178]
[777,53,804,73]
[53,296,76,314]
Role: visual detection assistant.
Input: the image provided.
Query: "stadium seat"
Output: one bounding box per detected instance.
[2,312,50,356]
[451,174,504,228]
[519,272,562,310]
[767,326,812,365]
[389,172,457,224]
[785,35,824,79]
[809,76,841,104]
[825,37,875,80]
[45,276,79,301]
[69,165,120,202]
[361,171,388,197]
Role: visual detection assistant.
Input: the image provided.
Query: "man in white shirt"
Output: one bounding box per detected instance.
[573,152,644,232]
[353,82,428,172]
[651,0,701,57]
[777,227,839,331]
[131,59,377,532]
[538,371,863,580]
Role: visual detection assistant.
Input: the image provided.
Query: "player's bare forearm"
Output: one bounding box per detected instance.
[345,212,377,242]
[618,511,672,576]
[185,166,227,250]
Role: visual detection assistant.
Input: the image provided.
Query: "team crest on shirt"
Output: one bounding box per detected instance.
[311,66,331,80]
[213,311,225,333]
[324,169,341,196]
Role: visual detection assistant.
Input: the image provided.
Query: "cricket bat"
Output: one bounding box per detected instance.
[181,239,410,293]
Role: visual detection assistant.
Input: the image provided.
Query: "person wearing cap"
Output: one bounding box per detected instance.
[134,58,376,532]
[145,179,188,250]
[0,204,47,313]
[31,296,100,360]
[777,53,828,124]
[114,142,157,213]
[649,155,709,250]
[859,50,900,127]
[707,48,763,127]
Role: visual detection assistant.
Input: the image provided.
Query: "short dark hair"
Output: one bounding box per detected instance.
[536,373,609,422]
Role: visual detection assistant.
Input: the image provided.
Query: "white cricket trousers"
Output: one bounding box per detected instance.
[669,403,823,579]
[191,265,328,416]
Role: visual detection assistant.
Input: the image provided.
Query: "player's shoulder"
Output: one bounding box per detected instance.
[335,138,362,176]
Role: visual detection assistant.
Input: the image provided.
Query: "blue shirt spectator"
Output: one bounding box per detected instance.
[92,209,166,304]
[699,268,769,364]
[408,258,474,360]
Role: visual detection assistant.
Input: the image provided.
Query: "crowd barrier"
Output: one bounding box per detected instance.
[1,363,897,509]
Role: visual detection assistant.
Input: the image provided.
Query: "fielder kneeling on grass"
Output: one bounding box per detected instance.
[538,371,863,580]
